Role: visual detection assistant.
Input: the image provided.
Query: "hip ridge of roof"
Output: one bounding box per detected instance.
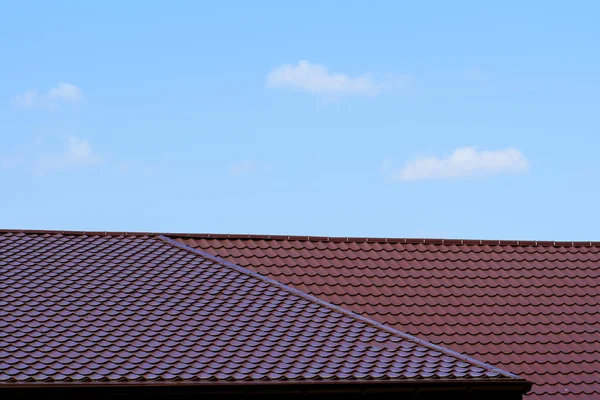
[157,235,528,382]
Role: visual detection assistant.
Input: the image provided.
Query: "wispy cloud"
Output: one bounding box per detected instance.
[386,147,529,182]
[13,82,83,110]
[37,137,102,172]
[266,60,410,99]
[229,161,256,175]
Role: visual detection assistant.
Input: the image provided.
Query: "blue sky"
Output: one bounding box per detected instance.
[1,1,599,240]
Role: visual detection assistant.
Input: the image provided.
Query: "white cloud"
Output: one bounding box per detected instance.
[229,161,256,175]
[390,147,529,182]
[266,60,410,99]
[47,82,83,101]
[13,82,83,110]
[37,137,102,171]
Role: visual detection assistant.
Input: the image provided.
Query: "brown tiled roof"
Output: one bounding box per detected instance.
[0,231,528,389]
[171,233,600,400]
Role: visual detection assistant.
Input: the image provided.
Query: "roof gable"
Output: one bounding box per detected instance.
[172,233,600,400]
[0,231,523,387]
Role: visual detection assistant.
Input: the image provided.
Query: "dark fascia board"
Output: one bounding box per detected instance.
[0,379,532,395]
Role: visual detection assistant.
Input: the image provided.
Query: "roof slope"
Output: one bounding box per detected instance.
[173,234,600,400]
[0,231,525,388]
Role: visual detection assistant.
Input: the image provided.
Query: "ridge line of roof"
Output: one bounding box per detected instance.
[1,228,599,247]
[157,235,525,381]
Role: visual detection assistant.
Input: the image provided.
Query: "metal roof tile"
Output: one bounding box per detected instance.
[172,232,600,400]
[0,231,522,387]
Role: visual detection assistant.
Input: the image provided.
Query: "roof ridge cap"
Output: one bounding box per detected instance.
[174,233,600,247]
[157,235,525,381]
[2,229,599,247]
[0,228,158,237]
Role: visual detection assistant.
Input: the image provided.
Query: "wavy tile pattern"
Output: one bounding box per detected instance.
[0,232,517,385]
[175,235,600,399]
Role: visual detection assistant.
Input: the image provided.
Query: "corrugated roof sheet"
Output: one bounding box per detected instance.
[0,231,524,387]
[173,234,600,400]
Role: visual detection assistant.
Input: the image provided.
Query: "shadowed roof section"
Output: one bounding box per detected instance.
[0,231,527,389]
[170,233,600,400]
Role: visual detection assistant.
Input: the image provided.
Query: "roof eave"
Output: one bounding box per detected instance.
[0,378,533,394]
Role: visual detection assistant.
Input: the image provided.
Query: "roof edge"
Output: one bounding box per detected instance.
[158,235,527,382]
[0,378,532,392]
[1,228,598,247]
